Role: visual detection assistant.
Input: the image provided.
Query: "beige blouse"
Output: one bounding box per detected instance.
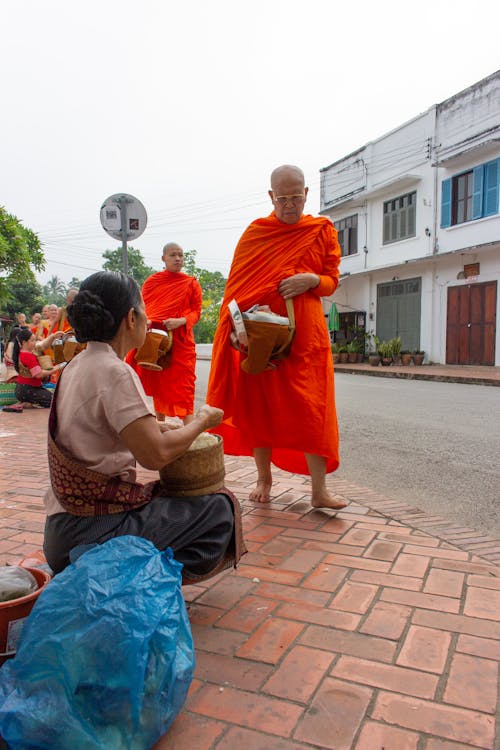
[44,341,154,516]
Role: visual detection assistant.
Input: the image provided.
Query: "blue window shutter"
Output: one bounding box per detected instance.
[484,159,499,216]
[472,165,484,219]
[440,178,452,228]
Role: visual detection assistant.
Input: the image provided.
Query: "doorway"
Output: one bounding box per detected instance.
[446,281,497,365]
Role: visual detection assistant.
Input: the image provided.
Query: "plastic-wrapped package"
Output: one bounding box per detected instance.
[0,536,194,750]
[0,568,38,603]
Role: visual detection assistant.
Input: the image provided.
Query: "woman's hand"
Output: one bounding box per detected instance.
[278,273,320,299]
[195,404,223,430]
[120,405,224,470]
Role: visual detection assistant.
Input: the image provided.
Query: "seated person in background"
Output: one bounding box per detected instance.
[7,328,64,412]
[2,326,21,383]
[43,271,244,581]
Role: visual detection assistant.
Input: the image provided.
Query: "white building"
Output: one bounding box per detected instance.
[320,70,500,366]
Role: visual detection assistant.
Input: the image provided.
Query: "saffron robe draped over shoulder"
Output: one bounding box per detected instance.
[207,212,341,475]
[127,271,202,417]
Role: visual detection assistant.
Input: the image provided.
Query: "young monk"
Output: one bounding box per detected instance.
[127,243,202,424]
[207,165,347,510]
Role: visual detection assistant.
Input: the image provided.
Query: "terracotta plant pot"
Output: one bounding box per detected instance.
[368,354,380,367]
[347,352,358,363]
[412,353,425,365]
[400,353,412,365]
[339,352,349,363]
[332,352,340,364]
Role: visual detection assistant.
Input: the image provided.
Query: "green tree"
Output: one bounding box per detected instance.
[183,250,226,343]
[0,206,45,310]
[2,275,44,319]
[67,277,82,290]
[102,246,155,287]
[42,275,67,306]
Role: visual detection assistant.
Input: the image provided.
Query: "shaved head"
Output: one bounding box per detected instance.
[162,242,183,255]
[269,165,308,225]
[66,288,79,304]
[162,242,184,273]
[270,165,305,191]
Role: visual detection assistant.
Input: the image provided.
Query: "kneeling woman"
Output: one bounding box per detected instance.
[12,328,64,410]
[43,271,244,580]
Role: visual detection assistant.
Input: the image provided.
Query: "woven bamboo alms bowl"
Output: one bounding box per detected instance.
[159,433,225,496]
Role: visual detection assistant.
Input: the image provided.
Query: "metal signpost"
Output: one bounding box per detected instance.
[99,193,147,275]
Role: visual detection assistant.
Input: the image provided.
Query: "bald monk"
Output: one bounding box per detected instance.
[127,242,202,423]
[207,165,347,510]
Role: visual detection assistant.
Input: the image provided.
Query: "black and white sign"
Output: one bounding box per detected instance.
[99,193,147,241]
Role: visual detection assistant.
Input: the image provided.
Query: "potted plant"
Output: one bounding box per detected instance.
[390,336,402,365]
[350,325,368,362]
[412,350,425,365]
[346,340,361,363]
[338,345,349,363]
[400,350,412,365]
[378,340,393,366]
[331,342,342,364]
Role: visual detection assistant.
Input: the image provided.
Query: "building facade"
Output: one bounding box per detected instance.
[320,70,500,365]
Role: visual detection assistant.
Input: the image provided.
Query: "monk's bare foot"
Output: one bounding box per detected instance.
[311,492,348,510]
[249,479,272,503]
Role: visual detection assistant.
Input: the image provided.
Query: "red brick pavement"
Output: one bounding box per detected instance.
[1,409,499,749]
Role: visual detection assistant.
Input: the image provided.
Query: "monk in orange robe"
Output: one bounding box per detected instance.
[207,165,346,510]
[127,243,202,422]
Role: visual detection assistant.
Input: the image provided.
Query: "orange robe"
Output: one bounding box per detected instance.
[127,271,202,417]
[207,212,341,475]
[44,309,72,364]
[31,323,49,339]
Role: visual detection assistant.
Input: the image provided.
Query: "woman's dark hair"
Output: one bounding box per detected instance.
[67,271,142,343]
[12,327,34,371]
[8,325,23,344]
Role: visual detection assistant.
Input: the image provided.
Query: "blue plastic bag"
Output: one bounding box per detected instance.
[0,536,195,750]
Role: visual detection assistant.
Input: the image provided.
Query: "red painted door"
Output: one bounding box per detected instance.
[446,281,497,365]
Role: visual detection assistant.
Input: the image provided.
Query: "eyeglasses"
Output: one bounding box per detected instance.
[272,193,306,205]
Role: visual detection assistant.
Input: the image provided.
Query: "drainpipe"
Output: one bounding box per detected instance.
[432,106,439,254]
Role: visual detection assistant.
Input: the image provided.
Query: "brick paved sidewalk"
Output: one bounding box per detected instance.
[1,409,499,749]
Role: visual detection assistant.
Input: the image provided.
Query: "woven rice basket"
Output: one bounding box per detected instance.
[159,434,225,496]
[37,355,53,370]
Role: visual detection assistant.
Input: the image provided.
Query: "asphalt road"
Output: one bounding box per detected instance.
[195,361,500,537]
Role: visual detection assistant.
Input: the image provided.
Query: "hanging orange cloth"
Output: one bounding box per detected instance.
[126,271,202,418]
[207,212,341,475]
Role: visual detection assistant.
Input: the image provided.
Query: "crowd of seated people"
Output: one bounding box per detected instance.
[1,294,78,413]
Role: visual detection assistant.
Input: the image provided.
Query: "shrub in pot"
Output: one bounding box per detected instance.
[331,342,342,364]
[346,340,361,363]
[400,350,412,365]
[390,336,402,365]
[378,340,393,366]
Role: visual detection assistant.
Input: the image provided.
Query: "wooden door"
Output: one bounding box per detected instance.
[446,281,497,365]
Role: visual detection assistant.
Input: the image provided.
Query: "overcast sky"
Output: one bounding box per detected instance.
[2,0,499,286]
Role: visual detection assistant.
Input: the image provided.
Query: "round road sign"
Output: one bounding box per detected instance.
[100,193,147,241]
